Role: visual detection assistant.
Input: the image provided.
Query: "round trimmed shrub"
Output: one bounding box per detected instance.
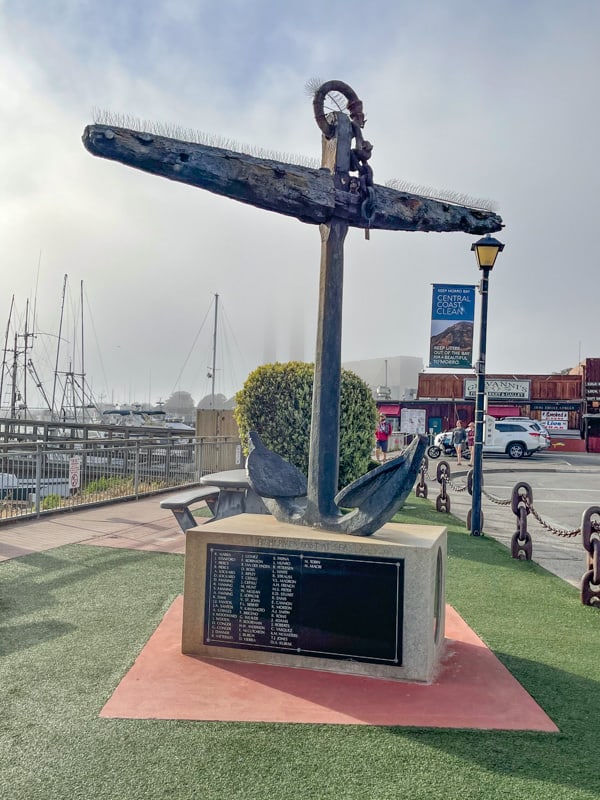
[234,361,377,488]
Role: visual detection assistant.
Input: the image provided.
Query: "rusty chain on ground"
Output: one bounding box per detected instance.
[415,456,600,607]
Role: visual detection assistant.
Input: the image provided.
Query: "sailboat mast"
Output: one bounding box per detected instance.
[211,293,218,410]
[23,299,29,417]
[80,280,85,423]
[1,295,15,415]
[10,332,18,418]
[51,274,67,419]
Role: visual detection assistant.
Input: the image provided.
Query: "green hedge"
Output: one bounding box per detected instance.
[234,361,377,488]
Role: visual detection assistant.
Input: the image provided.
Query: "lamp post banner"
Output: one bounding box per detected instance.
[429,284,476,368]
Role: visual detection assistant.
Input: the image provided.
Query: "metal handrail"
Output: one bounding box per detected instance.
[0,435,242,523]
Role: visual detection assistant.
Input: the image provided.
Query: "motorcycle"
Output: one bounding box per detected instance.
[427,431,470,460]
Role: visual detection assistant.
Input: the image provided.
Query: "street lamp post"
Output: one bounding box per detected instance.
[469,235,505,536]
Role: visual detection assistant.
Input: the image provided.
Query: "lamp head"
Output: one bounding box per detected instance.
[471,235,505,270]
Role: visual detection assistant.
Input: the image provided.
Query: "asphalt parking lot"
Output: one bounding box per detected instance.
[424,450,600,587]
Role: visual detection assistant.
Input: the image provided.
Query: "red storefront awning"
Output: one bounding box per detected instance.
[489,406,521,417]
[378,404,401,415]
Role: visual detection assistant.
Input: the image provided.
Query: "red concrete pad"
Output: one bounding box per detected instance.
[101,597,558,731]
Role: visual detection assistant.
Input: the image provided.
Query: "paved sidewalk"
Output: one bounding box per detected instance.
[0,495,185,562]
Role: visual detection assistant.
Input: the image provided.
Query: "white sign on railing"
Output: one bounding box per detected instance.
[69,456,81,489]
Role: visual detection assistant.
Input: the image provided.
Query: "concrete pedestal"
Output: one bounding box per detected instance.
[182,514,446,683]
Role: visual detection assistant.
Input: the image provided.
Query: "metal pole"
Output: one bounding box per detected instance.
[470,267,490,536]
[35,443,42,516]
[134,441,140,497]
[211,293,218,412]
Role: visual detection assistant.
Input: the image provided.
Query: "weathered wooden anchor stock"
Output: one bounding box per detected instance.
[83,80,503,536]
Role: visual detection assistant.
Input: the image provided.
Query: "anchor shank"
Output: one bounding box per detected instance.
[306,113,352,523]
[306,218,348,522]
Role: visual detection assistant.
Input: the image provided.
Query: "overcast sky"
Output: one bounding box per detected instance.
[2,1,599,410]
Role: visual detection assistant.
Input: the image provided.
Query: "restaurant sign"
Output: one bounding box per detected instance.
[530,403,580,412]
[585,358,600,403]
[540,411,568,430]
[464,379,531,400]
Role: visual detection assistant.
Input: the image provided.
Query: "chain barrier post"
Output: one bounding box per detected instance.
[465,468,484,532]
[435,460,451,513]
[510,482,533,560]
[415,456,428,499]
[581,506,600,607]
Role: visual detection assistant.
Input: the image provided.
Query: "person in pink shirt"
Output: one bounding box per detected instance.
[375,413,392,463]
[466,421,475,456]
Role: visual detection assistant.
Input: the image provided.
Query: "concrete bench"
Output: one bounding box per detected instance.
[161,470,270,533]
[160,485,220,533]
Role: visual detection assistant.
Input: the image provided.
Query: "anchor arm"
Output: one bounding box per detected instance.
[82,124,502,234]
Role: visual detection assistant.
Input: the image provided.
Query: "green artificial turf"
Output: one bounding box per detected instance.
[1,497,599,800]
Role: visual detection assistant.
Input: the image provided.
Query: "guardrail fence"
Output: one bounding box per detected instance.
[0,436,242,522]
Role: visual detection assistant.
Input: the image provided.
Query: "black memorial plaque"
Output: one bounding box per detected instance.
[204,544,404,665]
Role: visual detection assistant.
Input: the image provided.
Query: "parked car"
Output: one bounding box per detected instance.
[487,419,551,457]
[497,416,551,438]
[427,418,551,460]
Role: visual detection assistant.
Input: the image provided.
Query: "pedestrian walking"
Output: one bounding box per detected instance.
[466,422,475,458]
[375,413,392,464]
[452,420,467,465]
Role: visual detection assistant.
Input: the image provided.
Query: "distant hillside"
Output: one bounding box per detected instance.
[431,321,474,349]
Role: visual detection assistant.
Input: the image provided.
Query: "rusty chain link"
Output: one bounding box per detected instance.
[415,457,428,499]
[581,506,600,606]
[312,80,375,238]
[525,500,581,538]
[482,488,512,506]
[446,477,469,493]
[417,461,594,537]
[510,483,534,560]
[508,482,582,538]
[434,461,451,513]
[417,458,600,607]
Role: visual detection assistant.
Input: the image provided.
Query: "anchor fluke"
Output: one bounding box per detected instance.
[245,432,427,537]
[247,431,308,498]
[332,435,427,536]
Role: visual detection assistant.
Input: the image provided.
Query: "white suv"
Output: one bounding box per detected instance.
[427,418,552,460]
[497,417,551,438]
[484,419,551,459]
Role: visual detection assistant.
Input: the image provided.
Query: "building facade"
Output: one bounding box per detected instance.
[375,364,600,452]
